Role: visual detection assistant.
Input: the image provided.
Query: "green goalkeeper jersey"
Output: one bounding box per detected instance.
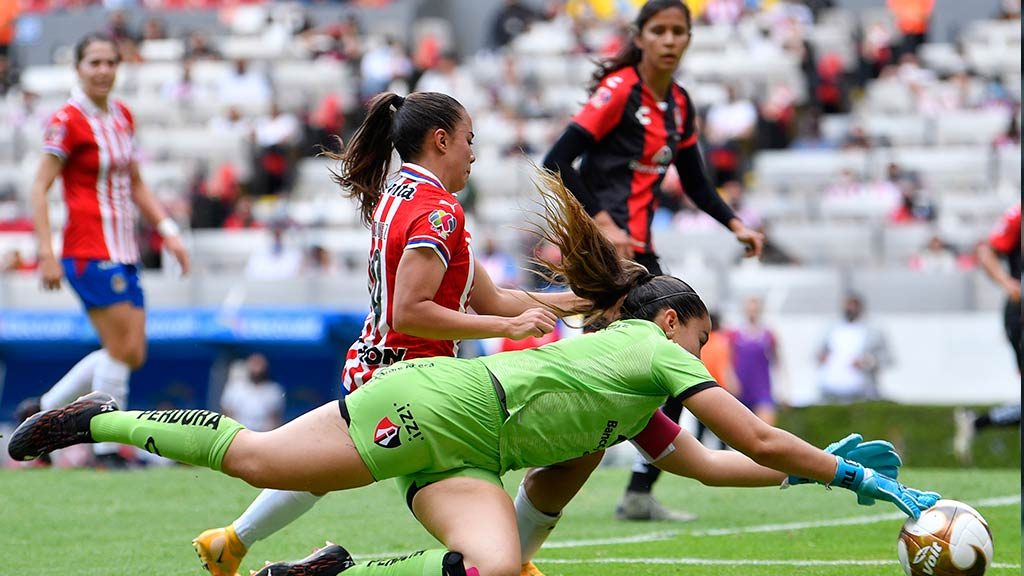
[478,319,715,473]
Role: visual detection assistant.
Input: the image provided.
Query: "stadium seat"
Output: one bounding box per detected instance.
[919,43,967,76]
[728,265,844,314]
[139,39,187,62]
[294,158,339,200]
[863,79,915,114]
[861,114,930,146]
[19,66,76,96]
[880,223,935,265]
[873,147,991,190]
[934,109,1013,146]
[766,222,876,265]
[849,269,973,313]
[753,149,868,193]
[997,145,1021,186]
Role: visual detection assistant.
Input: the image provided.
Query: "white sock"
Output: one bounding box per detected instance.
[40,350,107,411]
[233,489,322,549]
[91,353,131,457]
[515,482,561,563]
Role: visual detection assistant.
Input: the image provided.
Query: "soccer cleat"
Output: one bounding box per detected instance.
[193,525,248,576]
[952,408,976,465]
[7,391,118,461]
[520,561,546,576]
[614,491,698,522]
[251,543,354,576]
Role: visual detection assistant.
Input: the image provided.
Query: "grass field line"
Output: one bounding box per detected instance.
[542,494,1021,548]
[536,558,1022,569]
[353,494,1020,560]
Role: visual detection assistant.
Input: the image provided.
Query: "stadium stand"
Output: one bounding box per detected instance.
[0,0,1019,412]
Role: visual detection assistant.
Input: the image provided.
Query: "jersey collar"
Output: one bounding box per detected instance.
[70,85,110,117]
[400,163,446,192]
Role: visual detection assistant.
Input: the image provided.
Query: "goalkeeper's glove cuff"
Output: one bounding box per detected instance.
[829,455,867,491]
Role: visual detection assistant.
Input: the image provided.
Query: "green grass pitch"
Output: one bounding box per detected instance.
[0,466,1019,575]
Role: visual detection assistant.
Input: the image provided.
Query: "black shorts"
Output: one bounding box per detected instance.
[633,252,664,275]
[1004,299,1022,372]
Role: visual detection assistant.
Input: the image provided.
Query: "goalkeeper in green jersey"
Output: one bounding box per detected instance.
[9,170,940,576]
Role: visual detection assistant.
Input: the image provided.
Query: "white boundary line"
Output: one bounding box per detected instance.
[355,494,1021,560]
[545,494,1021,548]
[538,558,1022,569]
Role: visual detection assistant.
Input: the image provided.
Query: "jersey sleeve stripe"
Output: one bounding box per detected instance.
[42,145,67,160]
[406,239,450,267]
[672,380,720,403]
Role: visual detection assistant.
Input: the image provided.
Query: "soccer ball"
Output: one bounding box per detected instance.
[897,499,993,576]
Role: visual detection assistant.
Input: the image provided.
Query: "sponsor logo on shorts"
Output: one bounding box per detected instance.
[374,416,401,448]
[395,403,424,442]
[428,209,457,239]
[111,273,127,294]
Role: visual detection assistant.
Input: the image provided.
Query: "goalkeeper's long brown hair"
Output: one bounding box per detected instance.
[529,168,707,326]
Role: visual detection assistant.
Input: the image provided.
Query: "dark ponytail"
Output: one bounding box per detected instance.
[588,0,692,93]
[528,168,709,327]
[329,91,464,227]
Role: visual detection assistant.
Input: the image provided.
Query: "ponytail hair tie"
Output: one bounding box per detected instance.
[391,95,405,111]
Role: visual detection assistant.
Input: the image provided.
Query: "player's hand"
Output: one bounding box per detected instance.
[855,469,941,519]
[163,235,191,276]
[784,434,902,498]
[594,211,643,259]
[1002,278,1020,303]
[505,307,558,340]
[730,221,764,258]
[39,254,63,290]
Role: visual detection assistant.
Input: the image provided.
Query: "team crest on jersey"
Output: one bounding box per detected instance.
[43,122,67,147]
[110,273,127,294]
[589,86,614,109]
[373,416,401,448]
[652,145,673,165]
[428,209,457,239]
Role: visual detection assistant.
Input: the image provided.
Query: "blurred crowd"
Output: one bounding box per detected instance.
[0,0,1020,280]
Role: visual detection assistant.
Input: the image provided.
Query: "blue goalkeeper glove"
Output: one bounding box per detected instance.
[784,434,903,506]
[832,457,941,519]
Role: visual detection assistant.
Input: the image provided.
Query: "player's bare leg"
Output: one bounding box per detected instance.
[414,476,521,576]
[221,403,375,494]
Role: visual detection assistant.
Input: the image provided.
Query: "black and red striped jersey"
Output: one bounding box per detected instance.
[571,66,698,254]
[988,203,1021,279]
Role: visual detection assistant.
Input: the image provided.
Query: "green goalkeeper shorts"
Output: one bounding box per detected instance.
[342,357,507,505]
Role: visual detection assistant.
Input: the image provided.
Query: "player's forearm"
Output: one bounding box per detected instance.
[977,243,1014,289]
[392,300,510,340]
[30,182,56,259]
[744,427,839,485]
[130,180,170,228]
[697,450,787,487]
[675,145,736,228]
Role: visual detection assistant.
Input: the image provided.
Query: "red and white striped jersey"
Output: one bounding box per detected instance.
[42,87,140,263]
[341,163,475,392]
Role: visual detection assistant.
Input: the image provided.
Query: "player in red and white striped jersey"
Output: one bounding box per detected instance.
[27,33,189,466]
[194,92,585,576]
